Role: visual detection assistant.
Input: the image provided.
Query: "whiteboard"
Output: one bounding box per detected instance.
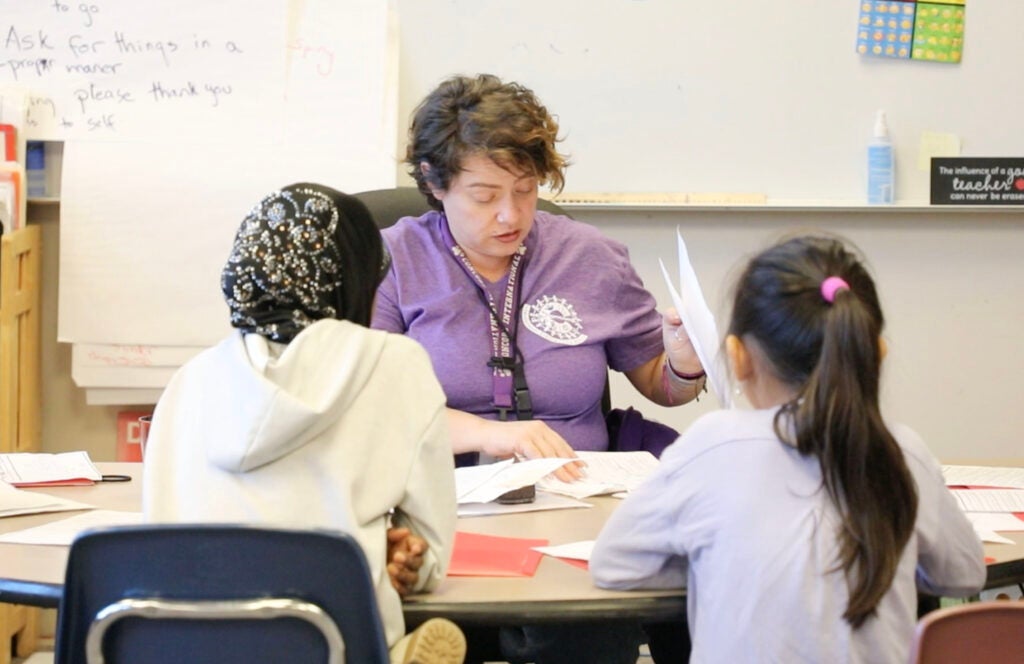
[12,1,399,348]
[395,0,1024,204]
[1,1,287,142]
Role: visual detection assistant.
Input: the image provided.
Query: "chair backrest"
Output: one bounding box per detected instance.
[55,524,390,664]
[352,186,571,229]
[907,601,1024,664]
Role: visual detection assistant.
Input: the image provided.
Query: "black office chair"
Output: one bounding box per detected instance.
[55,524,390,664]
[353,186,571,229]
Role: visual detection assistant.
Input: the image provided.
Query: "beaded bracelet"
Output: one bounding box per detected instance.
[662,356,706,406]
[666,357,706,381]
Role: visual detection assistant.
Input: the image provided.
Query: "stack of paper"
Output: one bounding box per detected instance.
[943,464,1024,544]
[950,489,1024,513]
[455,458,575,504]
[943,465,1024,489]
[0,451,103,487]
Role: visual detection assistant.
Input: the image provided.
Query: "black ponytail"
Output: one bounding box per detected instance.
[730,235,917,628]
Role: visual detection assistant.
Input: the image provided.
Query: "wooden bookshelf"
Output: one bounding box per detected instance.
[0,225,41,455]
[0,225,41,662]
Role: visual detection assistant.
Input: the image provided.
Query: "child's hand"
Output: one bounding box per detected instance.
[386,527,428,597]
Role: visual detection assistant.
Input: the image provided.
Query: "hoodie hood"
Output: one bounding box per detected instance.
[203,319,386,473]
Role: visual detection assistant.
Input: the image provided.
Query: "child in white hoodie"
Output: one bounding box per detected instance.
[143,183,465,664]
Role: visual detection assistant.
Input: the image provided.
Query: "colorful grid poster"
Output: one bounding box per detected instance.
[856,0,966,63]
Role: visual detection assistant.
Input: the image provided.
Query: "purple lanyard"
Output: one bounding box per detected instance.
[440,216,528,418]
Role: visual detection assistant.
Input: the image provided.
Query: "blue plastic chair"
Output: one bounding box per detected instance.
[54,524,390,664]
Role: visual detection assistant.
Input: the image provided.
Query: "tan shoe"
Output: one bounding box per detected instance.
[401,617,467,664]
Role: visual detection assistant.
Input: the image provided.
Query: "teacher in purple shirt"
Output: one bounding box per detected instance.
[373,73,702,664]
[372,73,706,485]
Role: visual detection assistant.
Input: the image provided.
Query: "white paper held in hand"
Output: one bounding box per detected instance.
[658,229,732,408]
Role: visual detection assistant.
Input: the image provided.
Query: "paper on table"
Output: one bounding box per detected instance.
[457,491,592,518]
[0,451,103,487]
[532,540,595,562]
[659,229,731,408]
[539,451,659,499]
[951,489,1024,513]
[0,482,94,518]
[966,514,1017,545]
[943,465,1024,489]
[448,531,547,577]
[0,510,142,546]
[454,460,512,500]
[975,529,1015,545]
[455,458,576,504]
[966,512,1024,533]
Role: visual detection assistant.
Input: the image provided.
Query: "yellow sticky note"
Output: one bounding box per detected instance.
[918,131,961,171]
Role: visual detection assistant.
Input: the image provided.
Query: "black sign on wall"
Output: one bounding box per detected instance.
[931,158,1024,205]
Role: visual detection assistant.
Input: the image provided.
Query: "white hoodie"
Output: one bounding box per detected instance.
[143,318,456,648]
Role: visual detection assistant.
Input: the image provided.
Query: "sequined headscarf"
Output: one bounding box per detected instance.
[221,183,390,343]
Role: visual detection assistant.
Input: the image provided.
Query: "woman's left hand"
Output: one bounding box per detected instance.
[661,307,703,375]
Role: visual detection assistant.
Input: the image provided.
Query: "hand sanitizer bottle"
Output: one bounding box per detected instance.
[867,110,894,204]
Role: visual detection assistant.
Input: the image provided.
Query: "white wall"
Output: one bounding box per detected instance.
[395,0,1024,204]
[579,206,1024,462]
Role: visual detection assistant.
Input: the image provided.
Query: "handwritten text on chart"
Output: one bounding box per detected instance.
[86,345,154,367]
[0,1,287,141]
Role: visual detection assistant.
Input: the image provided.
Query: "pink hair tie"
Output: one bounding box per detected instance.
[820,276,850,304]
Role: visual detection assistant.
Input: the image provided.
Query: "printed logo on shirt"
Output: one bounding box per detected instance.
[521,295,587,346]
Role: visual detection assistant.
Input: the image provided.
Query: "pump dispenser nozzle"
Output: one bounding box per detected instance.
[873,110,889,139]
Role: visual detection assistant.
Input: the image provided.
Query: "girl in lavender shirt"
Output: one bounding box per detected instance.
[591,235,984,662]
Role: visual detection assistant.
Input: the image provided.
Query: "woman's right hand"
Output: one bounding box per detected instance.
[447,409,584,482]
[483,419,585,482]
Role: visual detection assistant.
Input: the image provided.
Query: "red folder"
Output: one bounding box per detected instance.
[10,477,96,488]
[448,531,548,577]
[0,124,15,161]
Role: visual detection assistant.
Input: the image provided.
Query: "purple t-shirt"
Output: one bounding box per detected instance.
[372,210,663,452]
